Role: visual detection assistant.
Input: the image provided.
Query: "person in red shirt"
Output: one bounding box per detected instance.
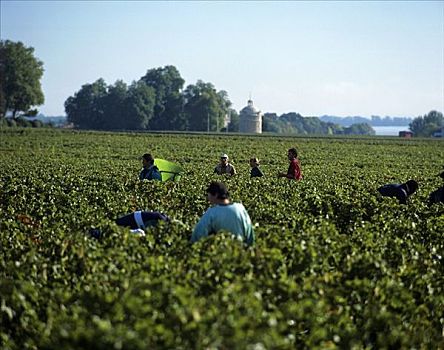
[279,148,302,180]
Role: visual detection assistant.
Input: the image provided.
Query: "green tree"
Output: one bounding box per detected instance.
[409,110,443,137]
[280,113,305,133]
[227,109,239,132]
[0,40,44,118]
[139,65,185,130]
[124,81,156,130]
[263,112,358,135]
[65,79,155,130]
[64,79,107,129]
[262,113,280,133]
[101,80,128,130]
[343,123,375,135]
[183,80,231,132]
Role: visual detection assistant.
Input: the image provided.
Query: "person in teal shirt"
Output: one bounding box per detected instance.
[191,181,255,246]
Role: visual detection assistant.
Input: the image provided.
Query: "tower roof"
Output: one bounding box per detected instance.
[240,99,260,115]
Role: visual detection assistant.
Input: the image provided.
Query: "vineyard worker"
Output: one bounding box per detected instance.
[214,153,236,176]
[250,157,264,178]
[89,211,170,238]
[429,171,444,204]
[278,148,302,180]
[191,181,255,246]
[377,179,418,204]
[139,153,162,181]
[116,211,170,235]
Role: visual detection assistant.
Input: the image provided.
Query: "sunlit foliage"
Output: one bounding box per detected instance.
[1,128,443,349]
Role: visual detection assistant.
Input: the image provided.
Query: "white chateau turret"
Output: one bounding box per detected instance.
[239,99,262,133]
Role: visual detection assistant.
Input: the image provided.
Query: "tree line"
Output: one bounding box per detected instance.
[319,115,414,127]
[263,113,375,135]
[1,39,442,136]
[408,111,443,137]
[64,69,376,135]
[64,66,233,132]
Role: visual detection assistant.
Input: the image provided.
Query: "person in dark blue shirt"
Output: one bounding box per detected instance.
[89,211,170,238]
[377,179,418,204]
[115,211,170,230]
[429,171,444,204]
[249,157,264,178]
[139,153,161,181]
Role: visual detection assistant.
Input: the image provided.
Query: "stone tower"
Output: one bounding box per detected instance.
[239,99,262,133]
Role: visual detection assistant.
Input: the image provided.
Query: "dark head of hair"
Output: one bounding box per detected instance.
[405,179,418,195]
[142,153,154,163]
[250,157,259,165]
[288,148,298,158]
[206,181,229,200]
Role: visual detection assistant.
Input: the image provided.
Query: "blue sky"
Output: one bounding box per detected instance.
[1,0,443,118]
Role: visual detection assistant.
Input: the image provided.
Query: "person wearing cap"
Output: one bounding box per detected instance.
[250,157,263,178]
[377,179,418,204]
[191,181,255,246]
[139,153,162,181]
[278,148,302,181]
[214,153,236,176]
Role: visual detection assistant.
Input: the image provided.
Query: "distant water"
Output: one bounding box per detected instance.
[373,126,410,136]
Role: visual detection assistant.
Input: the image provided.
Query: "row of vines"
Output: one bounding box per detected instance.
[1,128,443,349]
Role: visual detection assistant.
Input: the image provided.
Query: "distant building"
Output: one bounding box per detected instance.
[399,130,413,138]
[239,99,262,133]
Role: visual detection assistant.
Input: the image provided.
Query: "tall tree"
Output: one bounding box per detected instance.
[65,79,156,130]
[409,110,443,137]
[124,81,156,130]
[64,79,107,129]
[0,40,44,118]
[262,113,280,133]
[227,109,239,132]
[281,113,305,133]
[139,65,185,130]
[101,80,128,130]
[183,80,231,131]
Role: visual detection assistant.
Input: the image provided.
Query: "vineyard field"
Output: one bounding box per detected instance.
[1,128,443,349]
